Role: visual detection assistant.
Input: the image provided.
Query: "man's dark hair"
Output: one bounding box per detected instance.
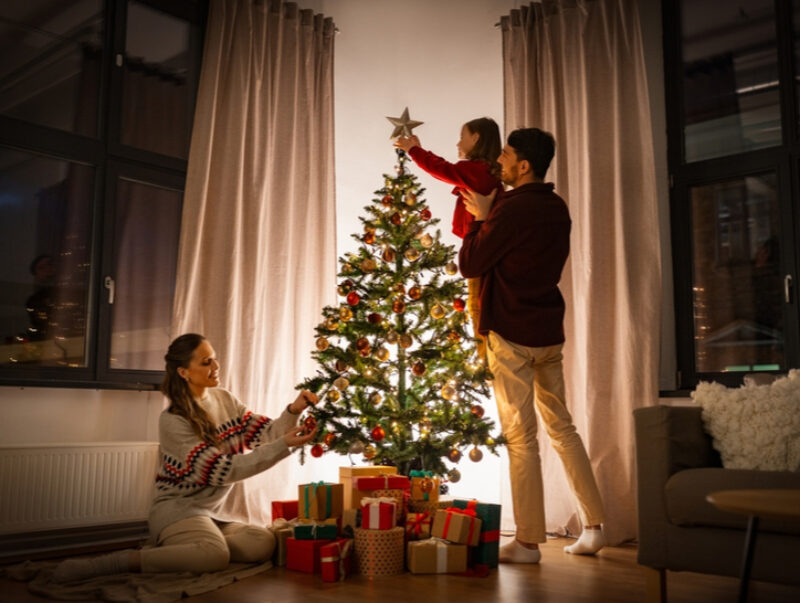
[507,128,556,179]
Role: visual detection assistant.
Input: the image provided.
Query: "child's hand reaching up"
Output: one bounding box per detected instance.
[394,135,420,152]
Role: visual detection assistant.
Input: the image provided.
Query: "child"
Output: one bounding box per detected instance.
[394,117,502,355]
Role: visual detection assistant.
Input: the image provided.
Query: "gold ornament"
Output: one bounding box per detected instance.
[448,448,462,463]
[392,298,406,314]
[363,231,376,245]
[315,337,329,351]
[349,440,364,454]
[419,234,433,248]
[325,316,339,330]
[447,330,461,343]
[333,376,350,390]
[339,306,353,321]
[369,392,382,405]
[341,262,353,274]
[327,389,341,402]
[430,304,446,319]
[405,191,417,206]
[382,247,396,262]
[447,468,461,483]
[445,261,458,275]
[363,444,377,460]
[393,283,406,295]
[376,347,390,362]
[441,384,456,400]
[469,447,484,462]
[335,359,348,372]
[361,258,377,272]
[486,437,495,446]
[399,334,413,349]
[386,331,399,344]
[404,247,420,261]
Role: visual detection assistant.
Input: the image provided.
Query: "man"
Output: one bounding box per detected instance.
[460,128,605,563]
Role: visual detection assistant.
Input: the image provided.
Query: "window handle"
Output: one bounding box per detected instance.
[104,276,115,304]
[785,274,793,304]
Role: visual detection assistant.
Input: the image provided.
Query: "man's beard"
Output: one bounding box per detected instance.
[501,165,517,186]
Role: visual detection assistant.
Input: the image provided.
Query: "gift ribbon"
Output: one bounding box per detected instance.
[406,512,431,536]
[320,539,353,581]
[480,529,500,543]
[443,506,478,544]
[417,537,449,571]
[409,470,434,501]
[361,496,395,528]
[303,481,331,518]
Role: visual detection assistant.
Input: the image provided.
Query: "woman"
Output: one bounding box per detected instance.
[55,333,317,581]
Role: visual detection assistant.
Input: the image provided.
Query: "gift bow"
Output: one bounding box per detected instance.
[320,539,353,582]
[417,536,450,571]
[443,506,478,544]
[361,496,396,527]
[303,481,331,518]
[409,470,435,500]
[406,512,432,535]
[269,517,299,531]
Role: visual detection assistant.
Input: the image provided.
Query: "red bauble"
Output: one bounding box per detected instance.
[420,208,432,221]
[471,405,485,418]
[310,444,324,457]
[356,337,370,351]
[390,212,402,225]
[323,432,337,446]
[392,298,406,314]
[363,231,376,245]
[408,285,422,300]
[382,248,396,262]
[303,415,317,434]
[453,298,466,312]
[382,194,393,206]
[412,361,426,376]
[367,312,383,324]
[371,425,386,441]
[346,291,360,306]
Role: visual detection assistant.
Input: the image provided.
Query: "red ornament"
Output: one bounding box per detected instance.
[471,405,485,418]
[420,208,432,221]
[408,285,422,300]
[382,194,393,206]
[367,312,383,324]
[393,283,406,295]
[371,425,386,441]
[358,345,371,358]
[356,337,370,351]
[310,444,324,457]
[412,361,426,376]
[392,298,406,314]
[346,291,360,306]
[453,298,466,312]
[382,248,396,262]
[303,415,317,434]
[323,432,337,446]
[390,212,402,225]
[363,231,376,245]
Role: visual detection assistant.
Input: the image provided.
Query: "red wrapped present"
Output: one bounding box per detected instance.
[340,465,398,509]
[431,507,482,546]
[285,537,333,573]
[361,497,396,530]
[320,538,353,582]
[352,475,410,491]
[271,500,298,521]
[405,511,433,540]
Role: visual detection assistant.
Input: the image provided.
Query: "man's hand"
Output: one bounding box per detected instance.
[283,425,317,447]
[393,135,420,152]
[462,188,497,221]
[289,390,318,414]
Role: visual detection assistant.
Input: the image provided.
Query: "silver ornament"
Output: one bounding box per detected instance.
[349,440,364,455]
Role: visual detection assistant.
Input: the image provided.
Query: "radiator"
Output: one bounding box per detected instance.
[0,442,159,535]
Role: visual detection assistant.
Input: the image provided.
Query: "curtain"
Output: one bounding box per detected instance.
[501,0,660,544]
[172,0,337,526]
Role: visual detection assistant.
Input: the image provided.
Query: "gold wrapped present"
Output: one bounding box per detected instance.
[353,526,405,577]
[431,508,482,546]
[339,465,397,510]
[407,538,467,574]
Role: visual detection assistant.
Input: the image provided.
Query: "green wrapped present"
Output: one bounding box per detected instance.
[452,498,501,568]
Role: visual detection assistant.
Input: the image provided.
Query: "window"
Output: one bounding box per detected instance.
[0,0,206,387]
[664,0,799,388]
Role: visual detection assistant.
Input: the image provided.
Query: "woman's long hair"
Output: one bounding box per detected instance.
[464,117,501,179]
[161,333,219,445]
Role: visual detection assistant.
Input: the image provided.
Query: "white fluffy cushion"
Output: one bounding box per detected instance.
[692,370,800,471]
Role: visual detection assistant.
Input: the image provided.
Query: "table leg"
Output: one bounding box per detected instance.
[738,515,759,603]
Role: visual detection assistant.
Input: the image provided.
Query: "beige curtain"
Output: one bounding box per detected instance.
[172,0,337,526]
[501,0,660,544]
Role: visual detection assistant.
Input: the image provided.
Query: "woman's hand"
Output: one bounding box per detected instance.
[284,425,318,447]
[290,390,318,415]
[394,135,420,152]
[462,188,497,221]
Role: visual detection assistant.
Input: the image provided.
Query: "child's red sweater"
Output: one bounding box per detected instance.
[408,146,502,238]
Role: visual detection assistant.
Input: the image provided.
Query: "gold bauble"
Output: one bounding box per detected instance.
[339,306,353,321]
[392,298,406,314]
[376,347,390,362]
[315,337,329,351]
[363,444,377,460]
[404,247,420,261]
[361,258,377,272]
[486,437,495,447]
[430,304,446,319]
[398,334,413,349]
[382,248,395,262]
[327,389,341,402]
[469,447,484,462]
[341,263,353,274]
[386,331,399,344]
[393,283,406,295]
[420,234,433,248]
[445,261,458,275]
[325,316,339,330]
[441,384,456,400]
[363,231,376,245]
[405,191,417,206]
[369,392,382,405]
[448,448,462,463]
[333,376,350,390]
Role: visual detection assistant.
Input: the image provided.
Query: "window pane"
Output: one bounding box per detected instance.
[120,1,195,158]
[0,148,94,367]
[109,177,181,371]
[0,0,103,136]
[691,173,785,373]
[682,0,780,162]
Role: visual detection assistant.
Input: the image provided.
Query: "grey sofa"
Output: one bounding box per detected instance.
[634,405,800,602]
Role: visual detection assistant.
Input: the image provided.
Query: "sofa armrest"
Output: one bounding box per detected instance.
[633,405,722,567]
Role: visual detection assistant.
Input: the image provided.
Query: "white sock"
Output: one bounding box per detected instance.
[564,527,605,555]
[52,550,132,582]
[498,539,541,564]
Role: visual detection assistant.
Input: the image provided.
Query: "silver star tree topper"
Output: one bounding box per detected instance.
[386,107,424,138]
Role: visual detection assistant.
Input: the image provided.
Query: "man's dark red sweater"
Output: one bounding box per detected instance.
[458,182,570,348]
[407,146,501,238]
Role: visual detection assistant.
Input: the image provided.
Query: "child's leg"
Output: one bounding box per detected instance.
[139,515,230,573]
[219,522,275,563]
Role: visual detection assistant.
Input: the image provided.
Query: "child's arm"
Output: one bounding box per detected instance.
[407,146,473,188]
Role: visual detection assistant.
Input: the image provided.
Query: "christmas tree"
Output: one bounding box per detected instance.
[298,109,504,479]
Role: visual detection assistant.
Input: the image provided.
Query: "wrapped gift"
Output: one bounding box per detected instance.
[271,499,298,521]
[408,499,440,514]
[352,475,410,491]
[342,508,360,537]
[286,536,334,573]
[451,498,501,567]
[298,481,343,520]
[432,508,482,546]
[353,526,405,577]
[370,488,406,524]
[269,518,296,567]
[360,497,396,530]
[407,538,467,574]
[405,511,433,540]
[320,538,353,582]
[339,465,397,509]
[294,517,339,540]
[409,470,439,504]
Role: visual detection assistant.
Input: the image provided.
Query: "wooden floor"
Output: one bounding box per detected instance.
[2,537,799,602]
